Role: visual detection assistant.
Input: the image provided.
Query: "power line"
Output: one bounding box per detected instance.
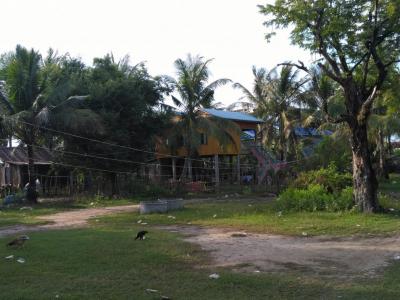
[22,156,246,178]
[16,119,259,167]
[12,119,309,169]
[25,143,223,170]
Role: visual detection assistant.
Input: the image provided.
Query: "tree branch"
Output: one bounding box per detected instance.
[358,85,378,124]
[278,61,309,74]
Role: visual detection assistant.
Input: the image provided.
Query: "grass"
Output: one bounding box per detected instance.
[379,174,400,193]
[125,201,400,236]
[2,214,400,299]
[117,173,400,237]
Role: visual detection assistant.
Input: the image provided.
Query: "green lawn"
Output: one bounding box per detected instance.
[123,201,400,236]
[1,214,400,299]
[125,173,400,237]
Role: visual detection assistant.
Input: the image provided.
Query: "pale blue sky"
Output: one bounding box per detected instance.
[0,0,312,106]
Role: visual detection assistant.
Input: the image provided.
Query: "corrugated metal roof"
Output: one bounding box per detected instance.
[0,146,53,165]
[295,127,332,137]
[201,108,264,123]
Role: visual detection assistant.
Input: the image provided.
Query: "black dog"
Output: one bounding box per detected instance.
[135,231,148,240]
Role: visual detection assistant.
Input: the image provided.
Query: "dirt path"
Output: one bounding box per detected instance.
[0,205,138,238]
[161,225,400,277]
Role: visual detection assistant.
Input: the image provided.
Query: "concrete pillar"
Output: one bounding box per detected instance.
[172,158,176,181]
[188,158,193,181]
[237,155,241,184]
[214,154,219,188]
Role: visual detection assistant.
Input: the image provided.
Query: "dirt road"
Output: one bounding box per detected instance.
[162,225,400,277]
[0,205,138,238]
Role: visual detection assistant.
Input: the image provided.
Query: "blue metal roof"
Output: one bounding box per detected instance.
[294,127,333,137]
[202,108,264,123]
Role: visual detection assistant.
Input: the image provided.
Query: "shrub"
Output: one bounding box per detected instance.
[275,184,354,212]
[299,136,352,172]
[291,164,352,194]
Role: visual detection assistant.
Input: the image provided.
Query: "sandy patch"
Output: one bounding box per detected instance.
[161,225,400,277]
[0,205,138,238]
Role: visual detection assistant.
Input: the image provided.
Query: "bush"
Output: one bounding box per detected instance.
[291,164,352,194]
[275,184,354,212]
[299,136,352,172]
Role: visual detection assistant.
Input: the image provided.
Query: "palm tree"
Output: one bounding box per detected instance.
[234,65,307,161]
[1,45,101,203]
[168,54,239,180]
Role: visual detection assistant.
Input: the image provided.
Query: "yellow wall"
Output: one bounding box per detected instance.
[156,120,259,158]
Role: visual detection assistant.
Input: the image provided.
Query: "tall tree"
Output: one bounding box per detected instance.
[168,54,239,180]
[2,46,101,203]
[61,54,169,195]
[260,0,400,212]
[234,65,307,161]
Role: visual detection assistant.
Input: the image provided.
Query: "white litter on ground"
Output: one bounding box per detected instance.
[145,289,159,293]
[20,207,33,211]
[17,258,25,263]
[209,273,220,279]
[5,255,14,259]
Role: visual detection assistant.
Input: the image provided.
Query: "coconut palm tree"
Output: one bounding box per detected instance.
[1,45,101,203]
[168,54,239,180]
[234,65,307,161]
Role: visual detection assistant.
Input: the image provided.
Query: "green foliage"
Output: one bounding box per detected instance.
[234,65,306,161]
[275,184,354,212]
[309,136,352,172]
[62,54,169,175]
[291,164,352,193]
[276,165,354,212]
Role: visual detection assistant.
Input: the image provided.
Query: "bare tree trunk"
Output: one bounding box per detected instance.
[109,173,119,197]
[387,135,393,155]
[350,123,378,212]
[26,144,38,203]
[279,117,285,161]
[172,158,176,181]
[377,128,389,179]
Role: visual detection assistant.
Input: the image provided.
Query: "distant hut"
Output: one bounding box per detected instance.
[0,146,52,189]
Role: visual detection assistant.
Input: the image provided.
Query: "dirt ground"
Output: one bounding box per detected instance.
[161,225,400,278]
[2,205,400,278]
[0,205,138,238]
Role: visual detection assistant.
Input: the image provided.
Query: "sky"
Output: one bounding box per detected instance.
[0,0,313,107]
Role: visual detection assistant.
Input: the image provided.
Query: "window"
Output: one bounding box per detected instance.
[200,133,208,145]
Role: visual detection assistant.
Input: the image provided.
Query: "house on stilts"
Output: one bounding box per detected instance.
[154,108,285,186]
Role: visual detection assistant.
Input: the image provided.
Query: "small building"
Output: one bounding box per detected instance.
[156,108,263,158]
[0,146,53,189]
[154,108,264,183]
